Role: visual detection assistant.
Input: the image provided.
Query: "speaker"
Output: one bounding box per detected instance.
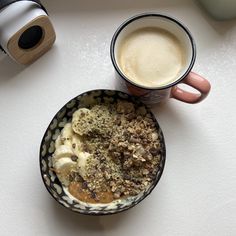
[0,0,56,64]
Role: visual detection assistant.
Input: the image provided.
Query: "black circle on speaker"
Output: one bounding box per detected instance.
[18,25,43,49]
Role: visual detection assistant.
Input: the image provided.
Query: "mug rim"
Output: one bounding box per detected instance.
[110,13,196,91]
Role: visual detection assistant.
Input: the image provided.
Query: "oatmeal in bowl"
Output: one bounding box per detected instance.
[40,90,166,215]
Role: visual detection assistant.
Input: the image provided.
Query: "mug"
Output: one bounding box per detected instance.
[0,0,56,65]
[110,13,211,104]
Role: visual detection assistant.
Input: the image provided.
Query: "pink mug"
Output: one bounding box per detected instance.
[110,13,211,104]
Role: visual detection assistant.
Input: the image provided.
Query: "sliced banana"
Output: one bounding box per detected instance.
[72,108,91,135]
[54,157,77,186]
[77,152,91,178]
[72,108,90,120]
[53,109,93,186]
[53,145,74,161]
[55,134,62,149]
[73,108,90,118]
[72,134,83,156]
[61,123,73,144]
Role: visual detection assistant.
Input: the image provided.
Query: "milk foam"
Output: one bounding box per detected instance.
[117,27,186,87]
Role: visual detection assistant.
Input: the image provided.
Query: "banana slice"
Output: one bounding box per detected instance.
[53,145,74,161]
[72,108,90,120]
[54,157,77,186]
[53,110,93,186]
[77,152,91,178]
[71,134,83,156]
[72,108,91,135]
[61,123,74,145]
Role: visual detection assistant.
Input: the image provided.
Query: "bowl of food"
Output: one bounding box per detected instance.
[40,90,166,215]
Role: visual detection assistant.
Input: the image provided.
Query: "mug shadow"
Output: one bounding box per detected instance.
[150,101,186,132]
[113,72,128,93]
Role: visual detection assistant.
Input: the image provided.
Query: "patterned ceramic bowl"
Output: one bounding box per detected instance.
[40,90,166,215]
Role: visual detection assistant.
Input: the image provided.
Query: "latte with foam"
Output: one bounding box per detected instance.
[117,27,186,88]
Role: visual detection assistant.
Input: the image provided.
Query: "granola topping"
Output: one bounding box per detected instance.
[52,100,161,204]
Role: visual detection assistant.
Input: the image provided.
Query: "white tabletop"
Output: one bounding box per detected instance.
[0,0,236,235]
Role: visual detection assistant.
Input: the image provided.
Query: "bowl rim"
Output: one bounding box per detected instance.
[39,89,166,215]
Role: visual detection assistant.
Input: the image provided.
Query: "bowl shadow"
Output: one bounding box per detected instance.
[52,200,134,232]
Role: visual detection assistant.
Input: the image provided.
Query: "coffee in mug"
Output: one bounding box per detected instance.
[111,13,211,104]
[117,27,186,88]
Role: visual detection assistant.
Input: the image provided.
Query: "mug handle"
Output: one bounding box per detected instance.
[170,72,211,104]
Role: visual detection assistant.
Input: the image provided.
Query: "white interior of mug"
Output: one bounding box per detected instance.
[113,14,195,89]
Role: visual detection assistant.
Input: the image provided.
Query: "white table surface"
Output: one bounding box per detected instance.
[0,0,236,235]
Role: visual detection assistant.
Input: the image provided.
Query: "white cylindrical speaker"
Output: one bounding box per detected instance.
[0,0,56,64]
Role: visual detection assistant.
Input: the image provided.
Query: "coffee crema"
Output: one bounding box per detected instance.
[117,27,186,87]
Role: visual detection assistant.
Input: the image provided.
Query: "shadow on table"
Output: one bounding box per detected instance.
[194,0,236,35]
[0,54,25,81]
[45,0,186,13]
[0,44,58,83]
[52,200,135,233]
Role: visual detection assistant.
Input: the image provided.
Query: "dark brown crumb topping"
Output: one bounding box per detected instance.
[67,100,161,203]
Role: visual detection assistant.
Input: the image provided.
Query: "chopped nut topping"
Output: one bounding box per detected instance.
[54,100,162,204]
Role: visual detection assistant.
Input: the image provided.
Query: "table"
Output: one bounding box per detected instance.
[0,0,236,235]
